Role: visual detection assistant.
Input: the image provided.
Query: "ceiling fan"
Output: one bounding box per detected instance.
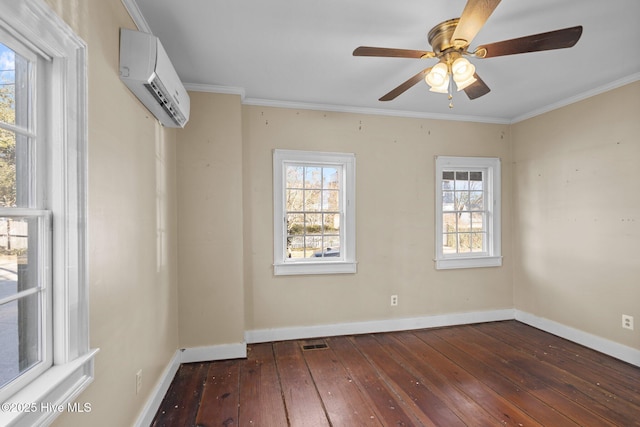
[353,0,583,104]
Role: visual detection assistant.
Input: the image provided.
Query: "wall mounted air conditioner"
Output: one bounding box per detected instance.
[119,28,190,128]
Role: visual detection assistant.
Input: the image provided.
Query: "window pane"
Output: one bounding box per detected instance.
[304,189,321,211]
[0,42,17,127]
[442,213,457,233]
[288,236,304,258]
[304,235,322,257]
[285,165,304,188]
[322,189,339,211]
[323,213,340,233]
[305,167,322,189]
[471,212,485,231]
[305,213,322,234]
[0,217,38,295]
[454,191,468,209]
[323,167,339,189]
[0,42,30,129]
[286,213,304,235]
[285,189,303,212]
[443,233,456,254]
[442,191,454,210]
[471,233,484,252]
[0,128,16,207]
[469,191,484,210]
[458,233,472,253]
[0,292,41,389]
[469,171,483,182]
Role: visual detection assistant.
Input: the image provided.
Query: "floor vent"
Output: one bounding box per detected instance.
[301,340,329,351]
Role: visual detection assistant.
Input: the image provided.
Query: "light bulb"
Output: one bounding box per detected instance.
[452,57,477,91]
[425,62,448,88]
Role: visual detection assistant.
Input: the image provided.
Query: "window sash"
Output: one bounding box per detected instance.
[0,209,52,402]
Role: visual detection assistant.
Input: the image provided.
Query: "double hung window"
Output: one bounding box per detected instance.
[0,25,52,403]
[273,149,356,275]
[435,156,502,269]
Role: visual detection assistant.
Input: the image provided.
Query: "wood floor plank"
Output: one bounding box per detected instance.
[152,322,640,427]
[473,322,640,426]
[352,334,466,426]
[431,325,618,427]
[487,321,640,405]
[391,331,545,427]
[151,362,209,427]
[238,343,288,426]
[194,360,240,427]
[373,332,502,427]
[302,339,382,426]
[414,328,582,427]
[273,340,330,426]
[328,335,422,426]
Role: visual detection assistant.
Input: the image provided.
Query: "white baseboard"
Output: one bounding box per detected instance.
[515,310,640,368]
[179,342,247,364]
[133,350,181,427]
[245,309,516,343]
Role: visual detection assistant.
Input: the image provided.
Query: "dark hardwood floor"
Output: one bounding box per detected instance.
[151,321,640,426]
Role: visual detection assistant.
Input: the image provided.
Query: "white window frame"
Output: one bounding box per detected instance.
[273,149,356,276]
[0,1,97,426]
[434,156,502,270]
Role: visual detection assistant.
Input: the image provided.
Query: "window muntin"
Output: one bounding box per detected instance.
[274,149,356,275]
[435,156,501,270]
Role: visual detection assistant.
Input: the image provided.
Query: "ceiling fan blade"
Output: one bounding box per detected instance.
[463,73,490,99]
[451,0,502,48]
[379,68,432,101]
[475,26,583,58]
[353,46,435,59]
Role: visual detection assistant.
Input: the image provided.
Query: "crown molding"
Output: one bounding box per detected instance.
[510,72,640,123]
[183,73,640,125]
[120,0,151,33]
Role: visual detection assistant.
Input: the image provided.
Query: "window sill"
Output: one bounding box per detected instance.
[435,256,502,270]
[0,349,98,427]
[274,261,357,276]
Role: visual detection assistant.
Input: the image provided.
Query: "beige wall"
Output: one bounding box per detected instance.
[176,92,245,348]
[47,0,180,426]
[511,81,640,349]
[242,106,513,330]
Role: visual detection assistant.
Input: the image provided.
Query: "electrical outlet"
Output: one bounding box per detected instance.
[390,295,398,306]
[136,369,143,395]
[622,315,634,330]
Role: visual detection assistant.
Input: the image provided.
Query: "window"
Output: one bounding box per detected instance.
[0,1,95,426]
[435,156,501,269]
[0,30,53,399]
[273,149,356,275]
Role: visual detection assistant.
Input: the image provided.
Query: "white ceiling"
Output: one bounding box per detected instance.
[131,0,640,123]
